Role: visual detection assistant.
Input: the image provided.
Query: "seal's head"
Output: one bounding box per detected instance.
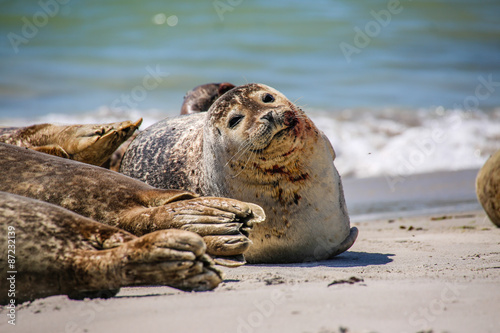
[203,83,354,263]
[205,83,319,187]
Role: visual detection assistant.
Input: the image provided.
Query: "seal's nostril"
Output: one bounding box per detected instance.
[261,111,274,123]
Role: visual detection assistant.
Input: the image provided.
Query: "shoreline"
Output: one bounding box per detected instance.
[2,209,499,333]
[343,168,481,222]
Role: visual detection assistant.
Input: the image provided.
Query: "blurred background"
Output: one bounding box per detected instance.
[1,0,499,179]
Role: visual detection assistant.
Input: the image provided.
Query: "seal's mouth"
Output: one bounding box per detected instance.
[267,109,298,139]
[250,117,297,153]
[271,126,293,141]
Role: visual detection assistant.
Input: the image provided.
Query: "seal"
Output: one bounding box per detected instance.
[0,119,142,166]
[180,82,235,115]
[0,191,222,304]
[0,143,265,266]
[476,150,500,227]
[120,83,358,263]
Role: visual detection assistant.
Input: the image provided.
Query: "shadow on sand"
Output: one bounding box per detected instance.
[251,251,394,269]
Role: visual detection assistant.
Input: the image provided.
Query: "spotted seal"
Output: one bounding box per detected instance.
[0,191,222,304]
[120,83,358,263]
[0,143,265,266]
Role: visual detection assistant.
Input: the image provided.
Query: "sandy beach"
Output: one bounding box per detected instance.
[2,1,500,332]
[2,169,499,333]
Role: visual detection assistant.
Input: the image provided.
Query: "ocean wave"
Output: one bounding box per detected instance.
[1,106,499,179]
[311,107,500,178]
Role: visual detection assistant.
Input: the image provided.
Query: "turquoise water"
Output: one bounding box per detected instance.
[1,0,500,117]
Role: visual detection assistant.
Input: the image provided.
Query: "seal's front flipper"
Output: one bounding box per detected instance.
[111,229,223,291]
[117,196,265,266]
[328,227,359,259]
[68,229,222,296]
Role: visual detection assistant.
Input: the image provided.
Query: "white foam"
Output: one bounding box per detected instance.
[308,107,500,178]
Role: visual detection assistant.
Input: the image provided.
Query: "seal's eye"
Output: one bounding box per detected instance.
[228,115,244,129]
[262,93,275,103]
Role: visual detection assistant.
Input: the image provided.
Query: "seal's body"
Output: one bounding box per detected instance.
[0,191,222,304]
[121,83,357,263]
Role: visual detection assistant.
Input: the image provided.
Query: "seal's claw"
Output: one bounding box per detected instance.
[244,203,266,225]
[186,197,266,228]
[193,197,254,216]
[203,234,251,256]
[169,258,224,291]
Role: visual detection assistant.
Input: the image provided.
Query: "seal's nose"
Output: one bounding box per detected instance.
[261,111,274,123]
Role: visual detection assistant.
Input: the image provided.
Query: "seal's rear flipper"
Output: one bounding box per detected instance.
[328,227,358,259]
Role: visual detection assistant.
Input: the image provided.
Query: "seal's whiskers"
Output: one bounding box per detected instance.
[230,145,257,179]
[224,136,255,168]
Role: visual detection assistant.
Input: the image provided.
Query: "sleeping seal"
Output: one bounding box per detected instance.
[0,191,222,304]
[0,143,265,266]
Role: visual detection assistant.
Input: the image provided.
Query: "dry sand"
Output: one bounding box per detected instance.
[2,209,499,333]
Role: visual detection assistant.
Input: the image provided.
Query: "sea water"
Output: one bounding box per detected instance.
[1,0,499,181]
